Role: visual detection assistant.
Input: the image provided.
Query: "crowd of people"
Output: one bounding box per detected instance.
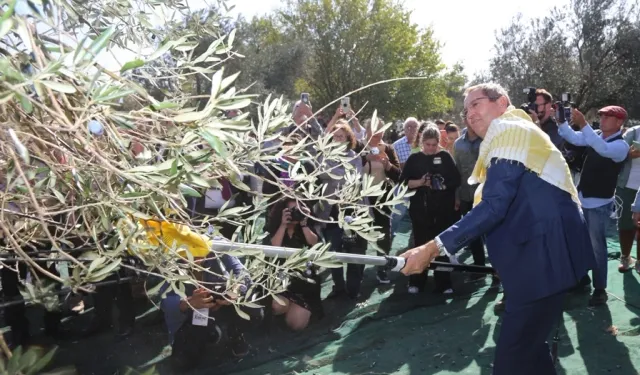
[2,85,639,374]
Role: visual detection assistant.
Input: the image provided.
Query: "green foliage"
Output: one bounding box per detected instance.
[0,0,415,335]
[272,0,461,119]
[486,0,640,119]
[189,0,465,120]
[0,346,75,375]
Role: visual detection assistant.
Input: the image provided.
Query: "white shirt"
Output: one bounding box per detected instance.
[627,130,640,189]
[353,125,366,141]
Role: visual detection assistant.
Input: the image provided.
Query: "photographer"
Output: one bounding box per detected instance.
[528,89,586,178]
[528,89,564,149]
[319,120,366,299]
[558,105,629,306]
[266,199,322,331]
[401,125,461,294]
[151,221,262,371]
[325,105,366,141]
[260,134,316,228]
[285,100,325,154]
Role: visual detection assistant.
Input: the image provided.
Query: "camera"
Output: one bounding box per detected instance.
[290,207,305,222]
[430,173,446,190]
[555,93,573,124]
[520,87,537,114]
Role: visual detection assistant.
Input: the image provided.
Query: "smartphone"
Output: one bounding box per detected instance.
[633,140,640,150]
[341,97,350,113]
[301,93,309,104]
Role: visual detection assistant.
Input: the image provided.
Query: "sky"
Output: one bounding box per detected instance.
[16,0,564,75]
[187,0,565,76]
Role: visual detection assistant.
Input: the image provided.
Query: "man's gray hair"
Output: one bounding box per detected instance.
[403,117,419,128]
[464,83,511,105]
[421,123,440,143]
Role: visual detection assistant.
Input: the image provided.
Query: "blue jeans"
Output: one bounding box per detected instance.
[583,203,613,290]
[390,200,409,238]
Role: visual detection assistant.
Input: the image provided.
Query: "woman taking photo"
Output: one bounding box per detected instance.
[355,117,401,284]
[401,124,461,294]
[320,119,366,299]
[266,198,322,331]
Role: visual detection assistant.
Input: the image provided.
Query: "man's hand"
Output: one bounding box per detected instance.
[292,102,304,125]
[629,147,640,159]
[299,203,311,226]
[400,241,440,275]
[571,108,587,129]
[186,288,215,310]
[281,208,292,227]
[294,101,314,122]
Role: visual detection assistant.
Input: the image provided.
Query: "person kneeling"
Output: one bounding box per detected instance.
[160,254,263,372]
[266,199,323,331]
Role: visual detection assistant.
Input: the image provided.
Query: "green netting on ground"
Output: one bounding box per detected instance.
[46,219,640,375]
[216,220,640,375]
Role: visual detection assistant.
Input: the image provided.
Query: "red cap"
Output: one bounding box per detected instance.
[598,106,627,120]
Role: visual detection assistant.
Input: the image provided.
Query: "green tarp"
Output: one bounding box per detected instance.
[48,220,640,374]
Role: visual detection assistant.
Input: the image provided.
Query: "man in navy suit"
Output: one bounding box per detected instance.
[401,83,595,375]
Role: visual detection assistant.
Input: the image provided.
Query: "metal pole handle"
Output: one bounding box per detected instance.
[210,240,495,275]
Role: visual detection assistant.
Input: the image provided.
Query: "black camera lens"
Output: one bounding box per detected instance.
[291,208,305,222]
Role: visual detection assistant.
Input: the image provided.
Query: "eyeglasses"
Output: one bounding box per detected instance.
[461,96,500,119]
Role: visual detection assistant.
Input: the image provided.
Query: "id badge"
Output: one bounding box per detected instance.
[433,157,442,165]
[192,308,209,326]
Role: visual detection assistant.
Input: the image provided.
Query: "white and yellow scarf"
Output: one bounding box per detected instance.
[469,107,579,207]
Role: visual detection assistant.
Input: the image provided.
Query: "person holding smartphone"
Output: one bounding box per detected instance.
[354,117,401,284]
[286,96,323,153]
[325,102,366,141]
[401,124,461,294]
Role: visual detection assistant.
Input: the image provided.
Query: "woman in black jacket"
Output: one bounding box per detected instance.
[265,198,321,330]
[401,124,461,294]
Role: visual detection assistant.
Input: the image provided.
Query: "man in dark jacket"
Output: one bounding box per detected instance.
[401,83,595,375]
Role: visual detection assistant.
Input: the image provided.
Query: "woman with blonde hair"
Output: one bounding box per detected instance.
[354,116,401,284]
[321,120,366,298]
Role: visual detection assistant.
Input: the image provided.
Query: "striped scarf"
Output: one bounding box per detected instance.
[469,107,579,207]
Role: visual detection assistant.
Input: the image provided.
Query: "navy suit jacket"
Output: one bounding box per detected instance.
[439,159,596,305]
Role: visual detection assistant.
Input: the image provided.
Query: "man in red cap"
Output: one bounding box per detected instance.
[557,105,629,306]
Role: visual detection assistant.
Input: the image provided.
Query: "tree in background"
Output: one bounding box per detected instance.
[275,0,464,119]
[486,0,640,119]
[0,1,418,370]
[163,0,467,121]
